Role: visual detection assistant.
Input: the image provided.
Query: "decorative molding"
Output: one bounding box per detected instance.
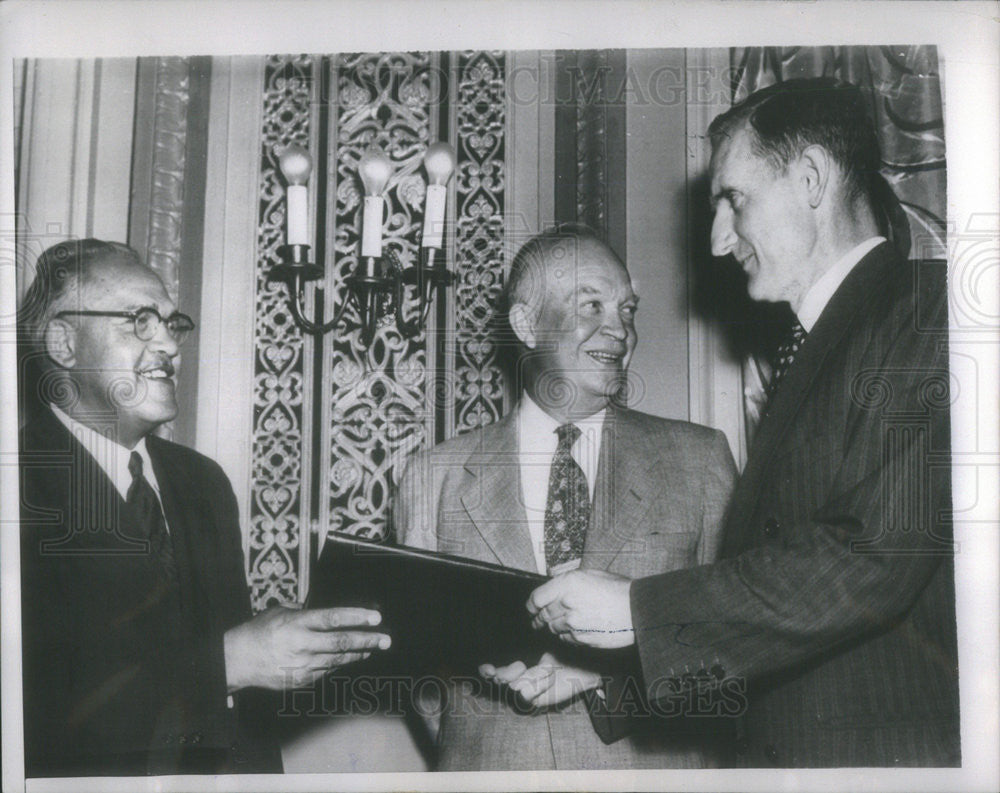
[575,51,608,236]
[144,57,191,301]
[249,54,316,609]
[452,50,507,436]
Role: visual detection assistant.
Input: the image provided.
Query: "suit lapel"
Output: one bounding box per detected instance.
[26,409,144,556]
[147,437,226,620]
[460,414,537,570]
[584,409,661,570]
[725,243,898,548]
[23,409,170,612]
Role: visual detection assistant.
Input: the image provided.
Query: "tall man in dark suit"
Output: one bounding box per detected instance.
[18,239,391,777]
[395,227,737,770]
[528,79,958,767]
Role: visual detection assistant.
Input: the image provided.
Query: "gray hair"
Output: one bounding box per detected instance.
[18,238,141,346]
[503,223,618,317]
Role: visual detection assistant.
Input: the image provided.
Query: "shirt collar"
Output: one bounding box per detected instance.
[48,405,159,501]
[796,237,887,332]
[518,392,606,448]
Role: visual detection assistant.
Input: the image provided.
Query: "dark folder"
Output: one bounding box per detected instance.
[307,533,551,676]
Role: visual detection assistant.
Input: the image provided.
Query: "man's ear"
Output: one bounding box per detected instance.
[43,319,77,369]
[508,302,538,349]
[798,144,832,209]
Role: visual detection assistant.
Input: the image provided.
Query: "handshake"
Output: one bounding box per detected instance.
[223,568,634,709]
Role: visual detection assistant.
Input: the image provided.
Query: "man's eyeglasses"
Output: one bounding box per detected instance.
[55,308,196,345]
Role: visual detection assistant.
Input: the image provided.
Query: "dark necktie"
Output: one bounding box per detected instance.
[126,451,178,582]
[543,424,590,575]
[767,320,807,402]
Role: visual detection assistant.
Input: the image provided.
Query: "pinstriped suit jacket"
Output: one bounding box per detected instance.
[628,244,958,767]
[395,405,736,770]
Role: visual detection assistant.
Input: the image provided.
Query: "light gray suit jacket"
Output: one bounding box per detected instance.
[395,404,736,771]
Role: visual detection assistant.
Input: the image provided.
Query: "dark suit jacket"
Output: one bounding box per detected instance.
[19,408,282,776]
[625,244,958,766]
[396,405,737,770]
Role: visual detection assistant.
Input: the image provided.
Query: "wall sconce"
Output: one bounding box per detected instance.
[268,141,457,348]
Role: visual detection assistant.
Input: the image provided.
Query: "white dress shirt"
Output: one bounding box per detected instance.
[49,405,168,530]
[796,236,887,331]
[517,394,605,575]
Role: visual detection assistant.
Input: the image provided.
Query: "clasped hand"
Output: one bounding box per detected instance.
[527,569,635,649]
[479,652,602,709]
[225,606,390,691]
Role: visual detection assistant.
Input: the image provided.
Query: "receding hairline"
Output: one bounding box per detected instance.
[508,233,628,310]
[31,245,160,333]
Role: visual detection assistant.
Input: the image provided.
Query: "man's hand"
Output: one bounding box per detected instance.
[480,652,602,709]
[527,569,635,649]
[224,606,390,691]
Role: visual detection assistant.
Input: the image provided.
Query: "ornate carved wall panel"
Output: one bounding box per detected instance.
[250,55,316,609]
[322,52,435,540]
[452,51,507,436]
[246,51,512,601]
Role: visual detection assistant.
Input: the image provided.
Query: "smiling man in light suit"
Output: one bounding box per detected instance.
[394,225,736,770]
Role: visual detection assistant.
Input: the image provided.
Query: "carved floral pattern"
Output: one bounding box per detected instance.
[247,52,511,601]
[452,51,506,435]
[249,54,314,609]
[324,52,433,539]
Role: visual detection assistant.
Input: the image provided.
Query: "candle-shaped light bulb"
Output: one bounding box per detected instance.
[279,146,312,246]
[279,145,312,185]
[358,147,392,259]
[358,147,392,196]
[421,142,455,250]
[423,141,456,186]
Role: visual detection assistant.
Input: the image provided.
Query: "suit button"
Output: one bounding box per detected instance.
[178,734,188,745]
[764,744,779,764]
[763,518,779,538]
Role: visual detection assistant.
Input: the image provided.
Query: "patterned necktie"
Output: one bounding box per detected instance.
[126,451,178,582]
[767,320,808,402]
[543,424,590,575]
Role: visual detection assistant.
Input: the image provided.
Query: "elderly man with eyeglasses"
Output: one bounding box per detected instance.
[17,239,391,777]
